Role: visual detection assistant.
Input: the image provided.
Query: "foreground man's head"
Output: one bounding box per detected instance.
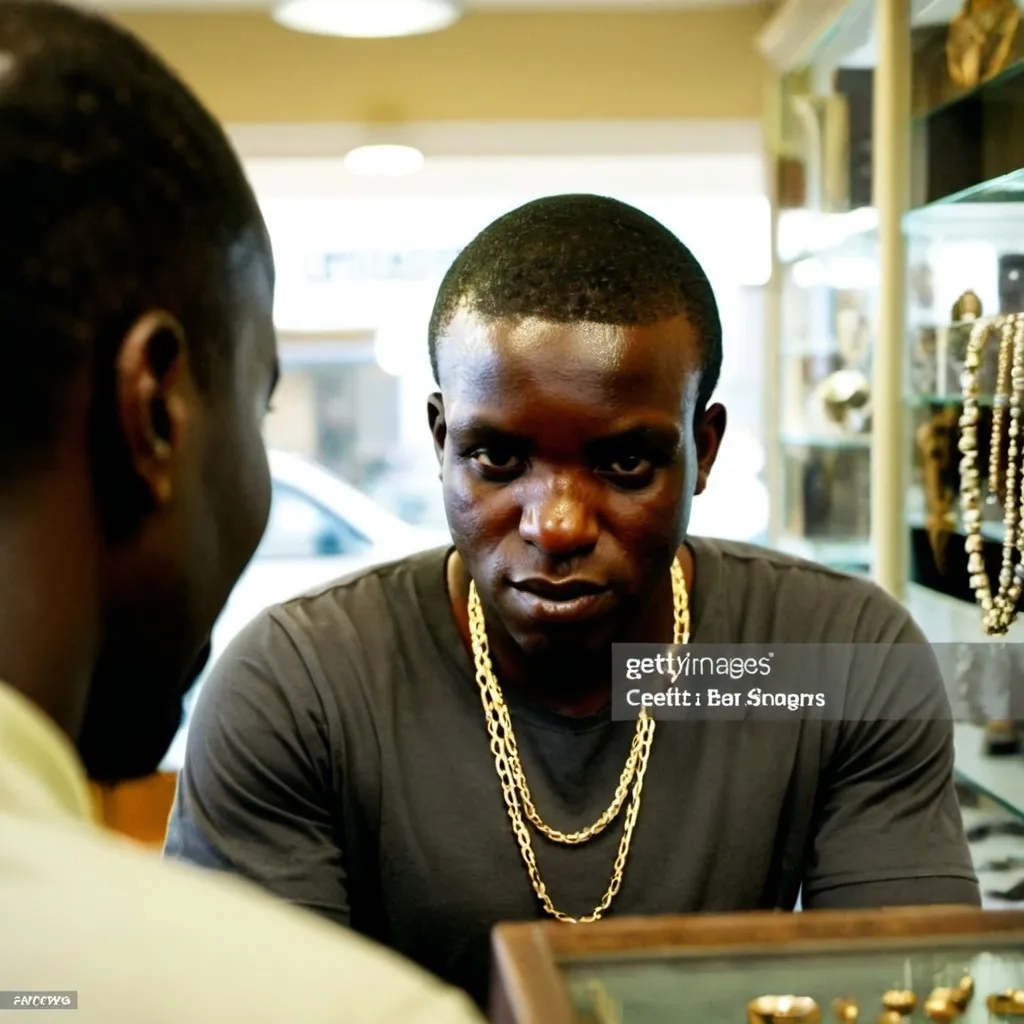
[427,193,727,661]
[0,0,279,782]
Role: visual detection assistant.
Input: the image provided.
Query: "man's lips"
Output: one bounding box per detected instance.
[510,577,609,600]
[507,577,614,623]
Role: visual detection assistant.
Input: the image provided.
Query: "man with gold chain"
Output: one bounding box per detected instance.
[165,195,979,1010]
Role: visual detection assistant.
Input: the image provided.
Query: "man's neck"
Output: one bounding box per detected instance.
[0,466,100,744]
[446,545,693,718]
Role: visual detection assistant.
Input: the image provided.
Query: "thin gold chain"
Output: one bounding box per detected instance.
[467,556,690,923]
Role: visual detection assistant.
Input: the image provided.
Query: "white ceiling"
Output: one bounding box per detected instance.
[86,0,762,10]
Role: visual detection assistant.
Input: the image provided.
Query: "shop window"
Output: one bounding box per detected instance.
[258,484,371,559]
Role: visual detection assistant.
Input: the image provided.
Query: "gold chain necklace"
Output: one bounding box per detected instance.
[959,312,1024,633]
[467,556,690,923]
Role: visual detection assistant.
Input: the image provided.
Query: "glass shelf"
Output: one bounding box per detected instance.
[906,394,997,407]
[780,432,871,450]
[906,513,1006,545]
[955,723,1024,822]
[768,0,877,574]
[777,207,879,264]
[777,534,871,571]
[934,167,1024,206]
[904,199,1024,239]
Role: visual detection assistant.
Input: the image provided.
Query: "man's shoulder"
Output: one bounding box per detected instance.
[0,812,478,1023]
[263,545,451,641]
[692,536,920,642]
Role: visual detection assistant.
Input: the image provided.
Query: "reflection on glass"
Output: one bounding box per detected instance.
[564,947,1023,1024]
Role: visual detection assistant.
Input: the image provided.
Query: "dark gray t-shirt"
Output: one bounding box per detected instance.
[164,537,979,1007]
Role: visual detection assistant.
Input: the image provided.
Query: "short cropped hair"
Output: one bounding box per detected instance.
[427,194,722,413]
[0,0,266,481]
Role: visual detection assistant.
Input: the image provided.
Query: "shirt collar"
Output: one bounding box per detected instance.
[0,679,94,824]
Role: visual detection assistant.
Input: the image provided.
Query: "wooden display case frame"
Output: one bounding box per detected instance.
[490,906,1024,1024]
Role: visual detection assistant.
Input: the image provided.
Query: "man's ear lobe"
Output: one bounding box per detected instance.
[427,392,446,464]
[115,310,191,505]
[694,402,727,496]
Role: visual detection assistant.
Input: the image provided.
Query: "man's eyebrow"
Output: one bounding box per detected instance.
[590,425,682,449]
[450,420,532,445]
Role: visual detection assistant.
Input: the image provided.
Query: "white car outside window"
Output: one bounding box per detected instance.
[161,450,450,770]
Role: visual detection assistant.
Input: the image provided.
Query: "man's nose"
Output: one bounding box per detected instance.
[518,478,599,557]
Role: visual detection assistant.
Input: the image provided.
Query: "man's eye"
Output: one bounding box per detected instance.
[472,448,522,471]
[606,454,652,475]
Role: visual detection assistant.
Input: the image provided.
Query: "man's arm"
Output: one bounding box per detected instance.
[164,608,352,926]
[801,613,980,910]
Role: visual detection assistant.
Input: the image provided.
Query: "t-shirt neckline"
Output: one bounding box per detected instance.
[409,536,725,731]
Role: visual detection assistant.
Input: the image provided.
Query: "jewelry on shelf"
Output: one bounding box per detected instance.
[989,315,1016,499]
[748,996,821,1024]
[916,407,960,574]
[958,312,1024,634]
[952,288,984,323]
[467,556,689,923]
[946,0,1022,90]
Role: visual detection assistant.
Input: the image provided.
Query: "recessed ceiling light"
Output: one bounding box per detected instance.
[273,0,462,38]
[343,144,425,177]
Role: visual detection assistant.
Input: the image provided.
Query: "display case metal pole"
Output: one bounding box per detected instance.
[762,63,784,552]
[870,0,911,598]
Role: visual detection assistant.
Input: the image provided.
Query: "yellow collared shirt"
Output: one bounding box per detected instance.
[0,681,482,1024]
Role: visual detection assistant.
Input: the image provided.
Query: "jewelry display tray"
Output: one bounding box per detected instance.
[489,907,1024,1024]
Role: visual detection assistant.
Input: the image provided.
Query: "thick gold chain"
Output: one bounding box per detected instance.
[467,556,690,923]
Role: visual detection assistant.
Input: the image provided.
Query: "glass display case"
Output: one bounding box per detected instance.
[898,0,1024,829]
[761,0,1024,895]
[902,0,1024,618]
[490,907,1024,1024]
[769,0,879,574]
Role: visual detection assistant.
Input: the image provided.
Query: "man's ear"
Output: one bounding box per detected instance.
[427,393,446,480]
[694,402,727,496]
[114,310,192,507]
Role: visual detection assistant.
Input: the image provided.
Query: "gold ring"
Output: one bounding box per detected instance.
[924,989,961,1022]
[987,990,1024,1017]
[832,997,858,1023]
[951,977,973,1011]
[882,990,917,1015]
[877,1011,904,1024]
[748,996,822,1024]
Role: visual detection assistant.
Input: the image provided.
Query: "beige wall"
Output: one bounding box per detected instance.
[113,6,771,125]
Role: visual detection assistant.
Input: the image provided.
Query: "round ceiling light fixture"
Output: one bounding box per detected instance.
[273,0,462,38]
[343,143,425,177]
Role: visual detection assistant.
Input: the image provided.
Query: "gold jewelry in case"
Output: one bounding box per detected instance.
[952,976,974,1010]
[748,996,821,1024]
[467,556,690,923]
[882,990,917,1015]
[832,997,859,1022]
[987,989,1024,1016]
[924,988,963,1022]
